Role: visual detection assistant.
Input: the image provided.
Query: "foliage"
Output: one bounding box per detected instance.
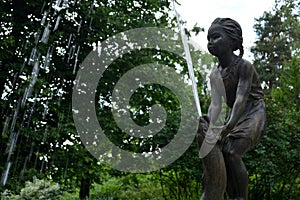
[1,177,62,200]
[246,1,300,199]
[0,0,209,199]
[0,0,176,197]
[60,174,165,200]
[89,174,164,200]
[251,0,300,89]
[246,96,300,199]
[0,0,299,199]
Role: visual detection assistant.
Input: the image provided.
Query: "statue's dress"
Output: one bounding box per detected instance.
[212,56,266,147]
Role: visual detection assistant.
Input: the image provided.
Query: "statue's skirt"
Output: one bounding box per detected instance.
[224,98,266,148]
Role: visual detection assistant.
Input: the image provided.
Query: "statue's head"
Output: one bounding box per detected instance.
[207,18,244,57]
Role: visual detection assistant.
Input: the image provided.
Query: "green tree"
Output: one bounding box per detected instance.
[0,0,176,197]
[246,0,300,199]
[251,0,300,90]
[0,0,211,199]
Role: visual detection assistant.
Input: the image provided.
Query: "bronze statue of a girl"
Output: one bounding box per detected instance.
[197,18,266,200]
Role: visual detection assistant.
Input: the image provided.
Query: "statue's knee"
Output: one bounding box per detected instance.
[223,149,240,163]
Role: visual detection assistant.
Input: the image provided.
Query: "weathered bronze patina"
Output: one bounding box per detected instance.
[197,18,266,200]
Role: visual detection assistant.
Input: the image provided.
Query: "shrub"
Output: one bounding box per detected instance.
[4,177,62,200]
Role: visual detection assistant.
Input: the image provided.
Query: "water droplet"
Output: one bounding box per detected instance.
[41,23,51,44]
[0,162,12,186]
[22,56,40,108]
[67,33,73,49]
[41,10,49,26]
[73,45,80,74]
[53,15,62,31]
[77,19,82,33]
[2,116,10,137]
[28,47,38,66]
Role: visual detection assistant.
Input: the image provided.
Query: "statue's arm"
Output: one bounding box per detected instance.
[208,71,223,125]
[224,61,254,131]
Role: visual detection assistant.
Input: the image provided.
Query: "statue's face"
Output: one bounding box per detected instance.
[207,24,232,57]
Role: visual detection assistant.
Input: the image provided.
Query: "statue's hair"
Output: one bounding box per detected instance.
[210,18,244,57]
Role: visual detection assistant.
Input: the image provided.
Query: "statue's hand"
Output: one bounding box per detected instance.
[197,116,210,135]
[220,125,231,139]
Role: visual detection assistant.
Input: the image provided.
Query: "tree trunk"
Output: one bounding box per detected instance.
[79,178,91,200]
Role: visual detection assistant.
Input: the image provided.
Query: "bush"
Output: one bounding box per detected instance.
[3,177,62,200]
[89,174,164,200]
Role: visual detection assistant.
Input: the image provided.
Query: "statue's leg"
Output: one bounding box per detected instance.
[222,138,252,200]
[197,133,226,200]
[200,144,226,200]
[223,157,236,198]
